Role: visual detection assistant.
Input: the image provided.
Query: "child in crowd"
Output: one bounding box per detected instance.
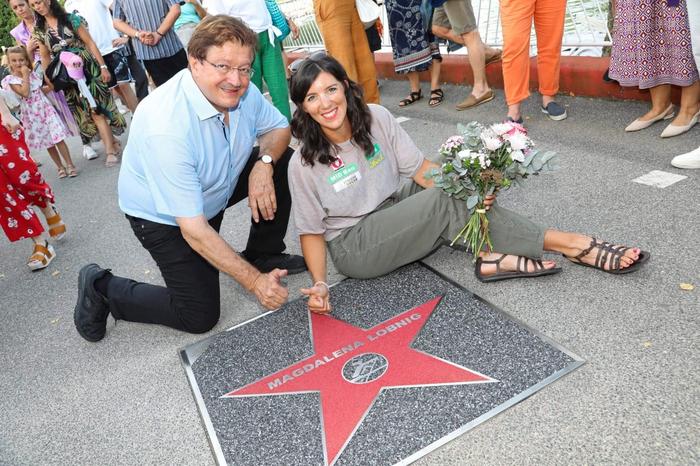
[1,46,76,178]
[0,93,66,271]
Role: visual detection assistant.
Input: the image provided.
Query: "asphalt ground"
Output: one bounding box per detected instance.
[1,80,698,465]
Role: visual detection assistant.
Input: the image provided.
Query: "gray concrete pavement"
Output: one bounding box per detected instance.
[1,80,698,465]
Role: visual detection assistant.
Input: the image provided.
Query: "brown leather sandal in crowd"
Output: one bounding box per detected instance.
[429,88,444,107]
[57,166,68,179]
[475,254,562,283]
[564,238,650,274]
[27,241,56,271]
[66,164,79,177]
[46,209,66,241]
[399,89,422,107]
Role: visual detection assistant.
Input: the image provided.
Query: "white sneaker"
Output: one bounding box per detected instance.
[671,146,700,169]
[82,145,98,160]
[116,102,129,115]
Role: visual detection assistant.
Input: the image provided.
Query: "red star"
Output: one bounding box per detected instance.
[223,296,495,465]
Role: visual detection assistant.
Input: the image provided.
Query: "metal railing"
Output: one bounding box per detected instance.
[279,0,612,56]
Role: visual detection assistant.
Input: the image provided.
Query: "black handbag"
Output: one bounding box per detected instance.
[43,20,76,91]
[45,54,73,91]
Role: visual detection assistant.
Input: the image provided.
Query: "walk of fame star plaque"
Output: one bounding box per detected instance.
[180,263,583,465]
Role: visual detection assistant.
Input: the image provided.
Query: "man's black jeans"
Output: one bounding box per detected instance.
[105,147,293,333]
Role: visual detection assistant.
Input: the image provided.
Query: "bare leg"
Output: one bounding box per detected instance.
[407,71,420,93]
[638,84,672,121]
[462,30,490,97]
[92,112,118,167]
[507,102,522,120]
[55,140,74,169]
[430,59,442,90]
[46,145,64,170]
[670,81,700,126]
[116,82,139,113]
[432,25,501,57]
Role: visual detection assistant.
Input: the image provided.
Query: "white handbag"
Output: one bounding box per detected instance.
[356,0,380,28]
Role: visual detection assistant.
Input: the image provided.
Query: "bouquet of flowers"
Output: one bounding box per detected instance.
[428,121,558,258]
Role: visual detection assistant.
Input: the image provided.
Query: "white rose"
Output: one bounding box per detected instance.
[511,150,525,162]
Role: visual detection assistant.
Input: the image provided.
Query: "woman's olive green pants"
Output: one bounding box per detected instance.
[327,183,546,279]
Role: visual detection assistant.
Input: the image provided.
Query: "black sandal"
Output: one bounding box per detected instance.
[399,89,422,107]
[475,254,562,283]
[429,88,444,107]
[565,238,650,274]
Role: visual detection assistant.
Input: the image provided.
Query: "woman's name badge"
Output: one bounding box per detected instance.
[330,156,345,171]
[328,163,362,192]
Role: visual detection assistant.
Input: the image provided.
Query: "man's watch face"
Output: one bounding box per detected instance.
[260,154,273,164]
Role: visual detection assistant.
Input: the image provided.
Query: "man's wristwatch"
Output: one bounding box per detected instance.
[257,154,274,166]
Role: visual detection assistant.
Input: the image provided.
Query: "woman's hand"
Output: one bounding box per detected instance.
[99,67,111,84]
[288,18,299,40]
[483,194,496,211]
[26,38,39,54]
[112,36,129,47]
[2,114,21,133]
[300,282,332,314]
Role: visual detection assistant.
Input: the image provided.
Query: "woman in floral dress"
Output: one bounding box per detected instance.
[2,46,76,177]
[609,0,700,137]
[30,0,126,167]
[0,95,66,271]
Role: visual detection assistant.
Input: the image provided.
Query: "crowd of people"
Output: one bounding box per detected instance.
[0,1,695,341]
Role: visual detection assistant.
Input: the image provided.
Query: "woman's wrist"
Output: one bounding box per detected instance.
[314,281,329,291]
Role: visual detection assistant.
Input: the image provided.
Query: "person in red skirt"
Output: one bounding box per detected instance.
[0,94,66,270]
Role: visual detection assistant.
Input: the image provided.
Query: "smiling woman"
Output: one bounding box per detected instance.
[287,54,649,316]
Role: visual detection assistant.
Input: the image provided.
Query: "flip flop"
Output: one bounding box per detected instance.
[475,254,562,283]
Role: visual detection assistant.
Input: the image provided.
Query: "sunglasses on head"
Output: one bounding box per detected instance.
[288,50,328,76]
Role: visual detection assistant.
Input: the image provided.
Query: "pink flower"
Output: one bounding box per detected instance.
[504,131,530,151]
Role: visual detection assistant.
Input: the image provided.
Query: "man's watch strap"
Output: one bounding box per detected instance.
[257,154,274,166]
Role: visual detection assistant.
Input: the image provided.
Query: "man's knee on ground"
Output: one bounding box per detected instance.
[178,301,221,334]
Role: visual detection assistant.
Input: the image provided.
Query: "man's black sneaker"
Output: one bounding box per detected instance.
[248,253,307,274]
[74,263,111,342]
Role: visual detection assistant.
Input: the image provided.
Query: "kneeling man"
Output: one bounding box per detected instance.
[74,15,306,342]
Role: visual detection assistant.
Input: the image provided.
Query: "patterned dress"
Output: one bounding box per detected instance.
[32,13,126,144]
[0,122,54,242]
[386,0,441,74]
[609,0,699,89]
[2,72,71,151]
[10,19,79,138]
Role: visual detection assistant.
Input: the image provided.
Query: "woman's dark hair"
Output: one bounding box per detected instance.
[33,0,70,33]
[289,55,373,167]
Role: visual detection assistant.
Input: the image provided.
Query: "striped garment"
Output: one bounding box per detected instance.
[113,0,184,61]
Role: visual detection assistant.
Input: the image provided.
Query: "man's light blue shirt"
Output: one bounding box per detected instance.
[118,69,288,226]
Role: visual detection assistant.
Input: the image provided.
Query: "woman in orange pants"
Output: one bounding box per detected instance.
[313,0,380,104]
[500,0,568,123]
